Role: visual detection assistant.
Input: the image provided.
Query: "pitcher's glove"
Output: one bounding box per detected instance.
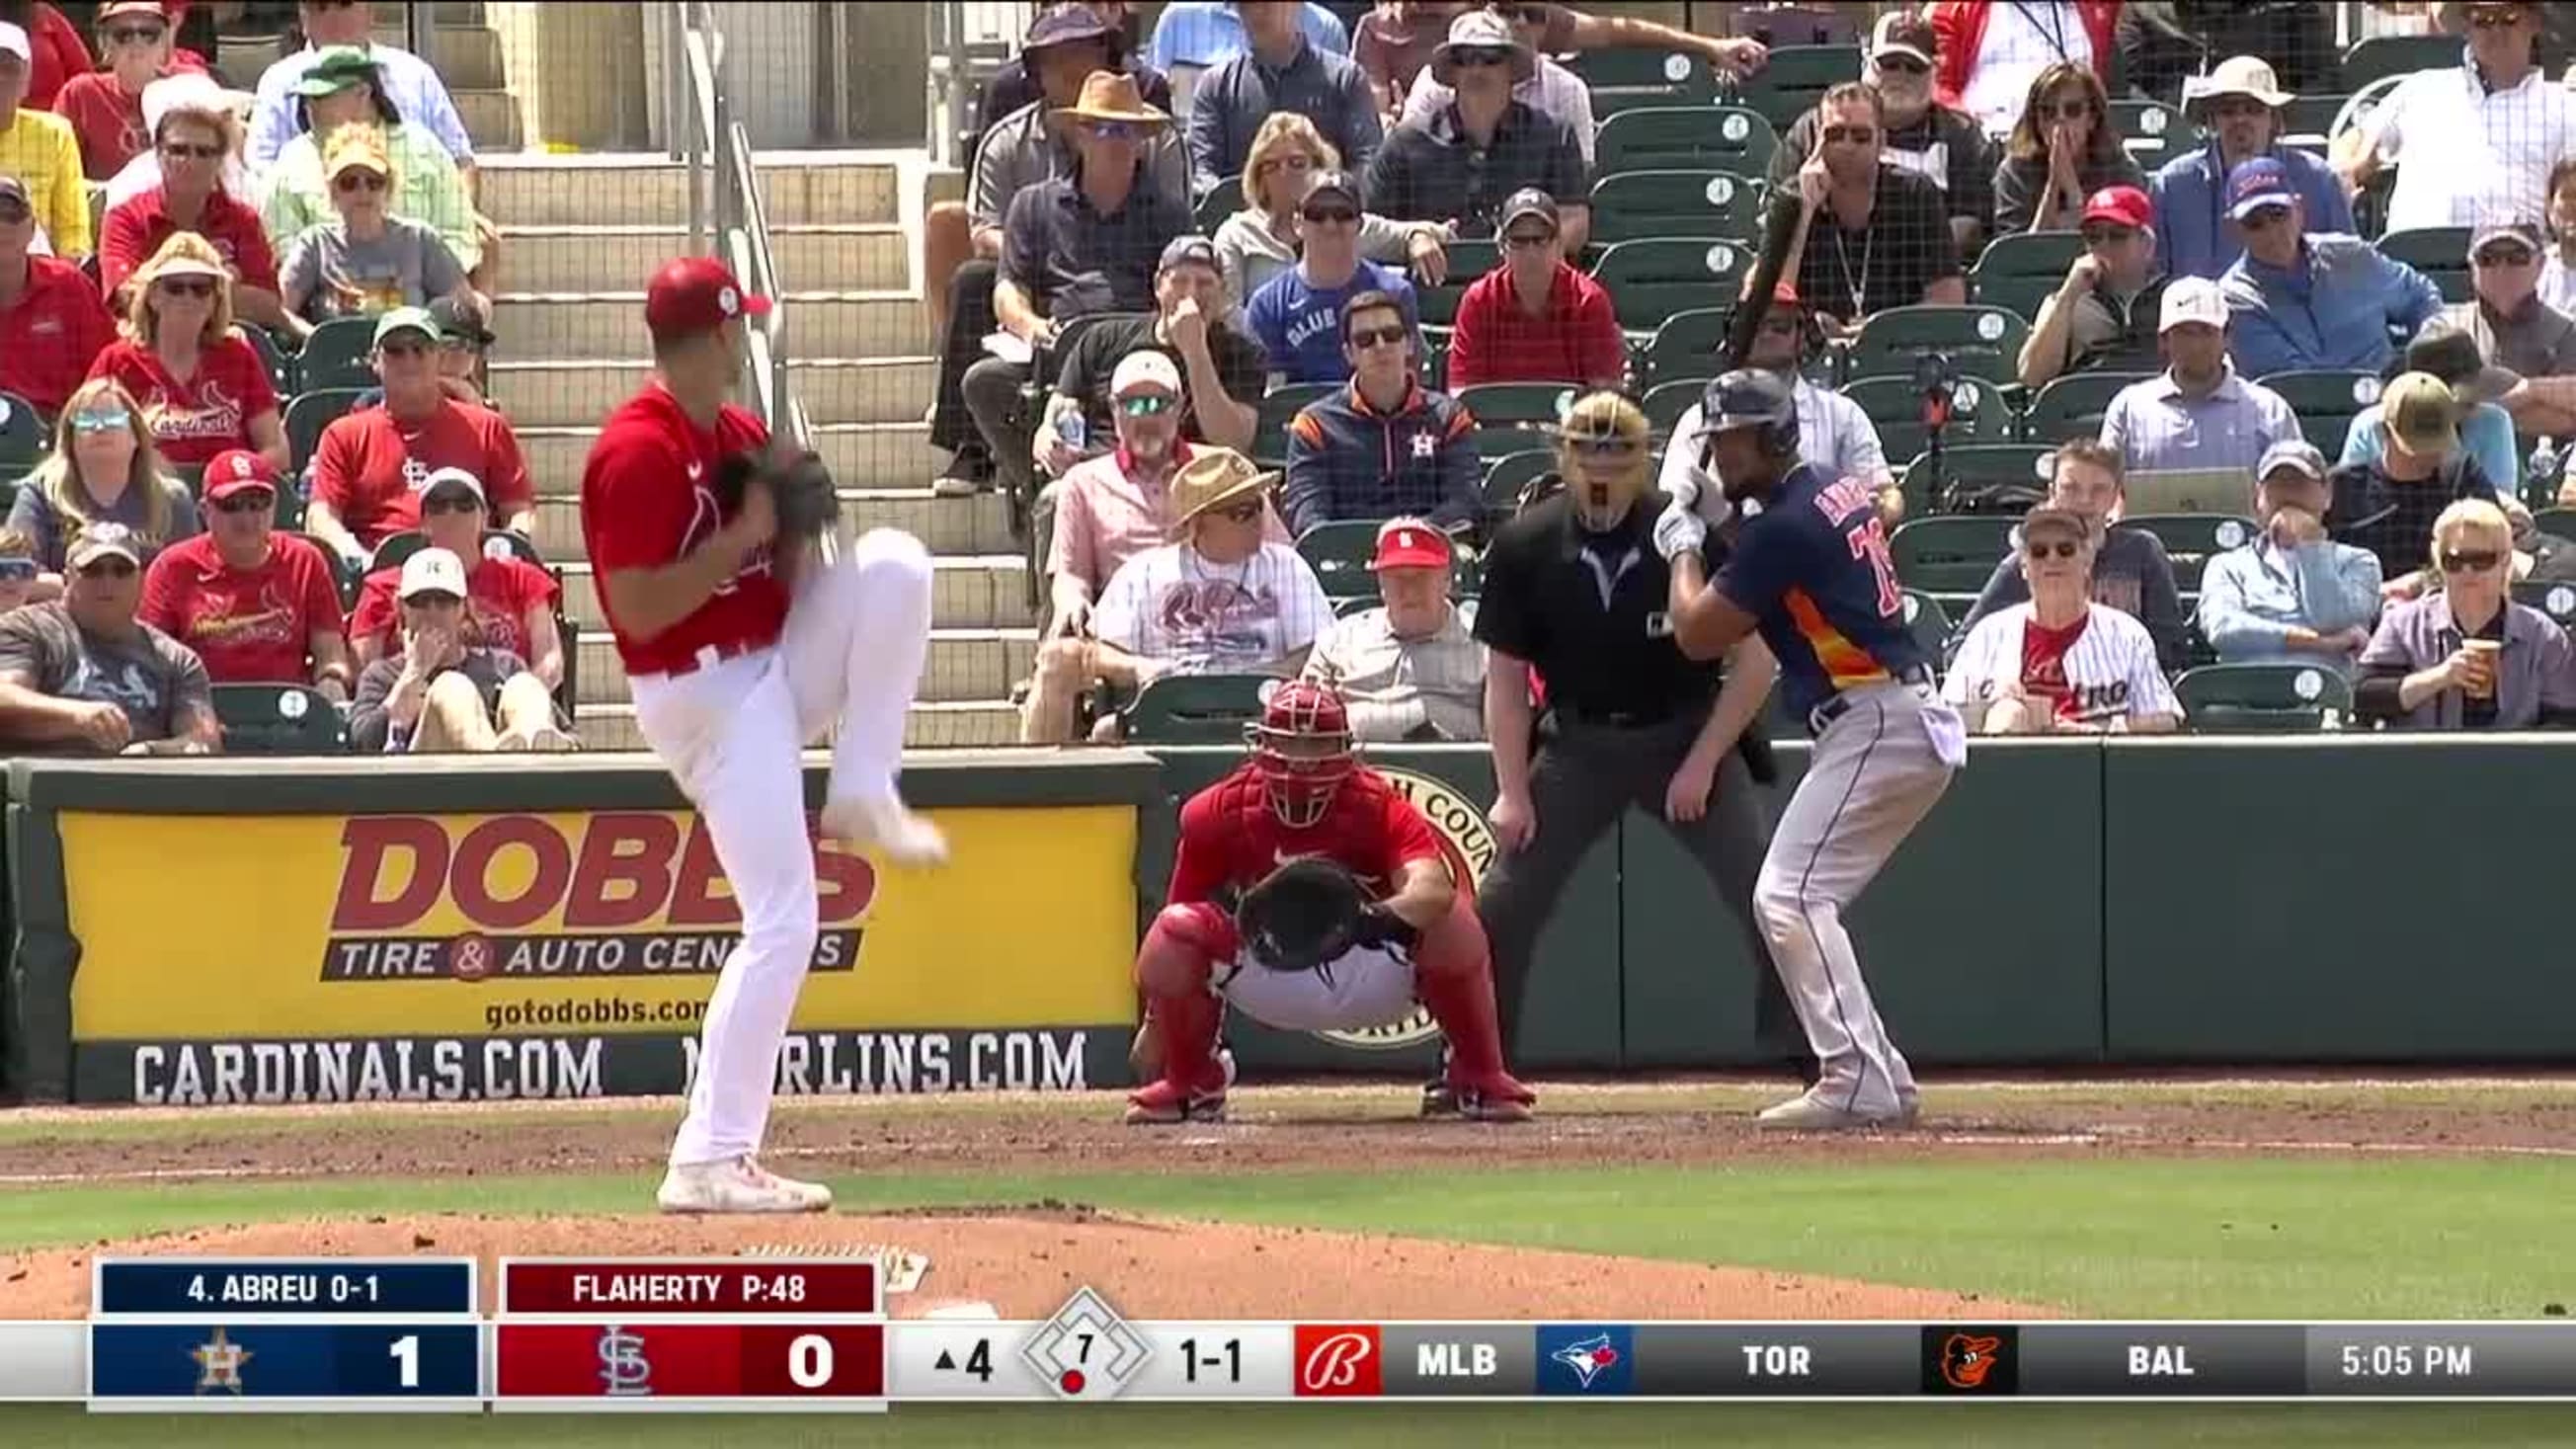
[1235,856,1375,973]
[714,447,843,543]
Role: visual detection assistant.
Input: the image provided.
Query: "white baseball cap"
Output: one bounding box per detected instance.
[2159,277,2228,333]
[398,546,470,601]
[1110,349,1182,397]
[416,465,486,504]
[0,23,30,63]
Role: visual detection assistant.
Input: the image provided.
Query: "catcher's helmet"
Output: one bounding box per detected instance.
[1246,680,1355,829]
[1695,368,1800,459]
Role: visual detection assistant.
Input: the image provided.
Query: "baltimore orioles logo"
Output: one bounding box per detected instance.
[1940,1331,2004,1390]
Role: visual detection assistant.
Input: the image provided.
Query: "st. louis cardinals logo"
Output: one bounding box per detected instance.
[144,378,246,442]
[677,480,772,595]
[1293,1325,1381,1397]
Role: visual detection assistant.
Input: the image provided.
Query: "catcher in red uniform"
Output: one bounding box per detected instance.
[1126,680,1537,1125]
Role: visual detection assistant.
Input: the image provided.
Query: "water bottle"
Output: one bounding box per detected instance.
[2532,436,2561,504]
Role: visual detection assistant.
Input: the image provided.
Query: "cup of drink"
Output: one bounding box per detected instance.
[2463,638,2502,698]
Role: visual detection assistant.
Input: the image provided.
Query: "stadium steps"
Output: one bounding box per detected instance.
[517,423,938,502]
[492,290,928,361]
[569,628,1038,710]
[525,490,1017,558]
[500,225,909,293]
[489,356,938,428]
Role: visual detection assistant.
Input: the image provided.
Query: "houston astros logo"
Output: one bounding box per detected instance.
[1314,768,1496,1051]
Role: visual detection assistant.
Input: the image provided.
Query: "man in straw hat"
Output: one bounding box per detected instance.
[2149,55,2351,282]
[1365,9,1589,255]
[957,67,1188,501]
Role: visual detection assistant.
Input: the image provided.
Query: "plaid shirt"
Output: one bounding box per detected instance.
[262,122,480,273]
[2099,369,2302,477]
[0,109,90,256]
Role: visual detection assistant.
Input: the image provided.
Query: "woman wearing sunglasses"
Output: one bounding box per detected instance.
[260,45,480,280]
[4,375,199,597]
[1214,110,1445,311]
[1943,504,2179,735]
[83,231,288,472]
[2359,497,2576,730]
[1992,60,2140,234]
[281,124,471,325]
[96,88,299,341]
[343,466,560,688]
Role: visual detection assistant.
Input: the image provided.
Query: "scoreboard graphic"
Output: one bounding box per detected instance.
[16,1256,2576,1408]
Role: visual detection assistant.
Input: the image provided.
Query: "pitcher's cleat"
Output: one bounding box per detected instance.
[822,795,949,866]
[657,1156,833,1213]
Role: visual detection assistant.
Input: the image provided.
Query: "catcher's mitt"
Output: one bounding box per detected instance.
[713,446,843,543]
[1235,856,1373,974]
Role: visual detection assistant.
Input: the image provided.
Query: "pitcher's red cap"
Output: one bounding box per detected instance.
[645,256,771,341]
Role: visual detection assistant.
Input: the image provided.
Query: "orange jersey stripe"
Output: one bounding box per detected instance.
[1784,587,1893,689]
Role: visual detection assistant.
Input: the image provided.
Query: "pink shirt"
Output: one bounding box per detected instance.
[1045,443,1293,593]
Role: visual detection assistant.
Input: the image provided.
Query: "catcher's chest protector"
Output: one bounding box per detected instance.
[1200,765,1403,896]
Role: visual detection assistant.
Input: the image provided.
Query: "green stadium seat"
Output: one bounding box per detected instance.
[238,324,295,393]
[2023,371,2155,444]
[1296,519,1386,599]
[1460,381,1578,463]
[283,387,366,477]
[2278,93,2352,150]
[1567,47,1717,116]
[1252,382,1336,468]
[1899,443,2057,517]
[2534,507,2576,538]
[1588,168,1765,246]
[1899,588,1951,664]
[2338,34,2463,93]
[1846,305,2032,386]
[1484,447,1554,518]
[212,683,347,754]
[2513,578,2576,627]
[1415,239,1500,330]
[1590,237,1751,333]
[1890,515,2017,594]
[1593,105,1777,177]
[2255,369,2382,455]
[2108,98,2182,169]
[2377,226,2472,303]
[371,528,547,574]
[1849,373,2006,466]
[1724,42,1861,133]
[1124,674,1274,743]
[1194,174,1244,234]
[1970,231,2083,326]
[2120,513,2258,592]
[0,389,44,471]
[1641,306,1731,388]
[296,316,381,392]
[2173,661,2353,732]
[1641,377,1707,436]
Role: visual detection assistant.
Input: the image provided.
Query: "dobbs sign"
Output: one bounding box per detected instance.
[62,805,1142,1049]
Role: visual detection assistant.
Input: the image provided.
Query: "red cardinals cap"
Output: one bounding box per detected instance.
[644,256,771,342]
[201,448,280,502]
[1370,517,1452,572]
[2082,185,2152,230]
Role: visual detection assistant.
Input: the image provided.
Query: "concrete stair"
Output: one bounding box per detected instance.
[490,356,938,428]
[211,6,518,152]
[518,422,937,502]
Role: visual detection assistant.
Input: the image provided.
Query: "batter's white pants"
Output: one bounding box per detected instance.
[630,530,934,1167]
[1756,680,1964,1118]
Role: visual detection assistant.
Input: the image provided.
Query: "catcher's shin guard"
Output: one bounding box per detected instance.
[1128,905,1229,1123]
[1411,899,1534,1117]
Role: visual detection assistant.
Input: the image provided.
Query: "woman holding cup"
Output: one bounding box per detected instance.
[2357,499,2576,729]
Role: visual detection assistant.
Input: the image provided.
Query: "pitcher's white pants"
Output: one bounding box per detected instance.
[630,530,933,1167]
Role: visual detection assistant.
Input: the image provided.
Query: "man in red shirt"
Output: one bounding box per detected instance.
[582,256,945,1215]
[0,173,111,418]
[52,1,170,181]
[306,307,533,569]
[138,447,351,694]
[1444,188,1626,392]
[96,98,283,316]
[1126,680,1535,1124]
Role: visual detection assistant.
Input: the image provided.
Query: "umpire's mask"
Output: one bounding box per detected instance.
[1555,391,1651,529]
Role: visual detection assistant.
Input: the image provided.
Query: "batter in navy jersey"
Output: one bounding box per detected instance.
[1656,370,1969,1131]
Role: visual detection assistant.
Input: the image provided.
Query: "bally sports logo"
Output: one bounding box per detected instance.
[1293,1325,1382,1397]
[321,813,876,983]
[1311,768,1496,1051]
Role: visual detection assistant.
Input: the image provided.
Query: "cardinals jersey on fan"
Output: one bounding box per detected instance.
[1167,764,1445,908]
[1943,602,2179,727]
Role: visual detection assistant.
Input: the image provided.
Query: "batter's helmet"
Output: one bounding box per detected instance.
[1246,680,1356,829]
[1695,368,1799,459]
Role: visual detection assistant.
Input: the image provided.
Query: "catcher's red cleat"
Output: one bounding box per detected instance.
[1446,1071,1536,1123]
[1124,1077,1228,1125]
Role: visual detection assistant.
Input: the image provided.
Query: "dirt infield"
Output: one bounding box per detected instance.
[0,1209,2061,1322]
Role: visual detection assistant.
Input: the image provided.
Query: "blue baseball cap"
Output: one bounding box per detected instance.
[2225,157,2296,222]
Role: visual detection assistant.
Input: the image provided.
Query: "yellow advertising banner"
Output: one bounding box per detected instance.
[64,806,1140,1040]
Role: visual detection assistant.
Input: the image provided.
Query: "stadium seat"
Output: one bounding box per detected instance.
[1194,174,1244,235]
[1592,105,1777,178]
[1641,377,1708,436]
[1724,42,1861,133]
[237,324,295,393]
[1416,239,1500,330]
[1251,382,1336,468]
[2510,578,2576,629]
[1641,306,1731,388]
[1899,588,1951,664]
[1890,515,2017,594]
[283,387,366,476]
[1845,305,2032,386]
[371,528,547,573]
[0,390,43,472]
[1587,169,1765,246]
[2377,226,2472,303]
[1589,238,1750,333]
[2278,93,2351,150]
[2120,514,2258,592]
[1296,519,1388,599]
[1970,231,2083,326]
[2255,369,2381,455]
[297,316,381,392]
[1899,443,2056,517]
[1123,674,1274,743]
[1460,381,1578,462]
[2022,371,2155,444]
[1848,373,2005,466]
[2338,34,2463,93]
[211,683,347,754]
[1566,47,1717,116]
[2534,507,2576,539]
[2107,98,2181,169]
[1484,447,1554,518]
[2173,661,2353,732]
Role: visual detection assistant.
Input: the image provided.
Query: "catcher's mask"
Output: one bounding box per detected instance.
[1246,680,1356,829]
[1554,390,1651,522]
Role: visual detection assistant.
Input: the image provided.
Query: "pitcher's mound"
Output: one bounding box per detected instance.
[1,1208,2053,1321]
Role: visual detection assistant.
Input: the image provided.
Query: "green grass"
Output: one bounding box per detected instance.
[8,1158,2573,1319]
[18,1404,2576,1448]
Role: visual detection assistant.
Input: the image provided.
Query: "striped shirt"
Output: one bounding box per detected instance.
[1944,602,2179,729]
[1091,539,1333,674]
[261,122,480,273]
[2098,368,2301,477]
[247,43,476,172]
[0,109,90,257]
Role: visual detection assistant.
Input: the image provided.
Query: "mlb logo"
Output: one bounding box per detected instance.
[1292,1325,1382,1397]
[1536,1325,1634,1395]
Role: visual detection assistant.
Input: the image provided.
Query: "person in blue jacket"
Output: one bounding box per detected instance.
[2218,157,2443,378]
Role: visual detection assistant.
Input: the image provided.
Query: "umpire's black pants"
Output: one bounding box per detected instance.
[928,260,1000,466]
[1475,711,1806,1072]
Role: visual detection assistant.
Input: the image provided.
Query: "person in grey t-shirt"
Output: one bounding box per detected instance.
[280,124,470,324]
[0,523,218,756]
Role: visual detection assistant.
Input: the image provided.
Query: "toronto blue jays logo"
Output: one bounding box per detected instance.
[1550,1333,1621,1389]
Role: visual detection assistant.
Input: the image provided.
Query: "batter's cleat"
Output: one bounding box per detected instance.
[822,795,949,866]
[656,1156,834,1214]
[1755,1090,1910,1133]
[1418,1079,1458,1118]
[1445,1072,1536,1123]
[1122,1079,1227,1125]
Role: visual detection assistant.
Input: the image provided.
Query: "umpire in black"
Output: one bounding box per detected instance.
[1472,390,1806,1076]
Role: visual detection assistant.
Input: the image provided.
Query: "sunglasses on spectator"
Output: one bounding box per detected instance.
[1083,121,1138,141]
[211,492,274,515]
[334,171,388,194]
[1873,54,1930,75]
[1300,205,1358,225]
[1348,325,1409,351]
[1757,313,1802,336]
[422,493,483,515]
[78,558,138,579]
[1502,228,1554,249]
[1823,124,1876,145]
[1116,393,1176,417]
[71,408,129,434]
[1212,501,1264,523]
[2475,246,2536,268]
[2239,204,2293,231]
[0,201,27,225]
[1259,152,1315,177]
[2441,549,2504,572]
[2048,98,2095,121]
[106,25,165,44]
[0,558,35,582]
[155,278,216,298]
[2025,539,2082,560]
[1449,46,1514,67]
[2081,224,2141,245]
[160,141,222,161]
[379,341,432,358]
[2468,8,2529,29]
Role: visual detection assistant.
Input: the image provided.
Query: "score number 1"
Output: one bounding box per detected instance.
[1176,1336,1243,1385]
[390,1334,419,1389]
